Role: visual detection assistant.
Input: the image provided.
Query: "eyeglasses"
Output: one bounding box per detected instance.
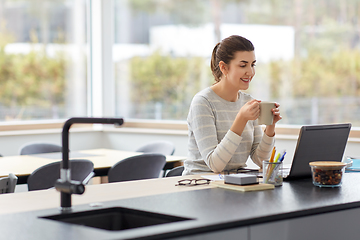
[176,178,211,186]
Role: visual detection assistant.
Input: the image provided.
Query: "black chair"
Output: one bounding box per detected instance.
[108,153,166,183]
[27,159,94,191]
[165,166,184,177]
[20,143,62,155]
[135,140,175,156]
[0,173,18,194]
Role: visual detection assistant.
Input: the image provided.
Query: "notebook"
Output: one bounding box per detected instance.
[344,157,360,172]
[283,123,351,179]
[242,123,351,180]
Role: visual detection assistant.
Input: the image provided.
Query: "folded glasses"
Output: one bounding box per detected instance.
[176,178,211,186]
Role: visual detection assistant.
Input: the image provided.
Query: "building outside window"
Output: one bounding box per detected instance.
[114,0,360,126]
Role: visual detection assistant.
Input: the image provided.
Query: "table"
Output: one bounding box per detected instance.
[0,174,207,215]
[0,148,186,184]
[1,173,360,239]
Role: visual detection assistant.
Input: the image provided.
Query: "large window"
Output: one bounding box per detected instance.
[113,0,360,126]
[1,0,359,128]
[0,0,87,121]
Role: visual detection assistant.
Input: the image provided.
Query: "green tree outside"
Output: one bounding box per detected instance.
[0,30,66,120]
[129,51,210,120]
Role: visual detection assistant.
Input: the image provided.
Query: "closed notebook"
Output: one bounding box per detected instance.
[211,181,274,192]
[346,158,360,172]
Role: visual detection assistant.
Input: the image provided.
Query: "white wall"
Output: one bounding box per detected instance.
[150,23,294,62]
[103,131,188,156]
[0,130,104,156]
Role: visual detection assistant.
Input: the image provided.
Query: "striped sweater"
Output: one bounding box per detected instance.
[183,87,275,175]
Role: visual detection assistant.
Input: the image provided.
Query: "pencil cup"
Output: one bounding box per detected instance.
[263,161,283,186]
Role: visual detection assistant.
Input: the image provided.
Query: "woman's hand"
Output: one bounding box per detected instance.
[231,99,260,136]
[264,102,282,137]
[238,99,261,121]
[271,102,282,124]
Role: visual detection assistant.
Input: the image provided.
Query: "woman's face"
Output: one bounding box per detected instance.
[224,51,256,91]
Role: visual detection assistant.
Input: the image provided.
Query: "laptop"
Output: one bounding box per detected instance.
[241,123,351,180]
[283,123,351,179]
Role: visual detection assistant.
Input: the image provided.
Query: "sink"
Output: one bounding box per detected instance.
[41,207,192,231]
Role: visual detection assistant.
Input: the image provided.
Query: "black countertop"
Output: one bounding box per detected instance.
[3,173,360,240]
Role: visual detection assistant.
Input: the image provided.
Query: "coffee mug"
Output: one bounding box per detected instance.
[258,102,276,125]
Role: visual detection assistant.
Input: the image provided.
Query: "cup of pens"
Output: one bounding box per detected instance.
[263,148,286,186]
[263,160,283,186]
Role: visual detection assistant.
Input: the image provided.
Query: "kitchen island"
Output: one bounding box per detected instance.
[1,173,360,240]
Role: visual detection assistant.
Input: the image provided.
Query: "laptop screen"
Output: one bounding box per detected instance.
[287,123,351,179]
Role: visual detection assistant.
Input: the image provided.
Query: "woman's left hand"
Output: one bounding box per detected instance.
[271,102,282,125]
[264,103,281,137]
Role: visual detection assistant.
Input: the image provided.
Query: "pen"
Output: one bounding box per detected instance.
[276,150,285,162]
[274,153,281,163]
[266,147,276,177]
[273,151,286,174]
[269,147,276,163]
[279,152,287,162]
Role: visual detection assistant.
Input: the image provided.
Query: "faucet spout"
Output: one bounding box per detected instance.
[56,117,124,211]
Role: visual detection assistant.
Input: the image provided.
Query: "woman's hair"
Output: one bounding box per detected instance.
[210,35,254,83]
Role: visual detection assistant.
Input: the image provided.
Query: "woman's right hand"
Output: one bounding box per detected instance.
[231,99,260,136]
[238,99,261,121]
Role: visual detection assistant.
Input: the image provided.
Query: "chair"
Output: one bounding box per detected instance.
[19,143,62,155]
[165,166,184,177]
[0,173,18,194]
[27,159,94,191]
[135,140,175,156]
[108,153,166,183]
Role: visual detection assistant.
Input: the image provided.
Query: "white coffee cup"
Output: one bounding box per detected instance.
[258,102,276,125]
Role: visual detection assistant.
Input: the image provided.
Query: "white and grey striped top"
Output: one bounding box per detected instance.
[183,87,275,175]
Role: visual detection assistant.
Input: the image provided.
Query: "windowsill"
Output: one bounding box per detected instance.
[0,119,101,136]
[0,119,359,142]
[0,119,91,132]
[0,127,100,136]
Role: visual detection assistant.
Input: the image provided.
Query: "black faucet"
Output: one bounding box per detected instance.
[55,117,124,211]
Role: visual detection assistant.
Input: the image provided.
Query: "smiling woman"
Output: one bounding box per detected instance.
[183,35,281,176]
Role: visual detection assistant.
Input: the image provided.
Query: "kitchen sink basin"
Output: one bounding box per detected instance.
[41,207,192,231]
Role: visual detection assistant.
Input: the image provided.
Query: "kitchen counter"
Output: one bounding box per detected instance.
[2,173,360,240]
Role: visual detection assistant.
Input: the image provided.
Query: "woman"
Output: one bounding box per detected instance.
[183,35,281,175]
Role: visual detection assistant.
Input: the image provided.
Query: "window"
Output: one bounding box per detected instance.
[1,0,359,128]
[113,0,360,127]
[0,0,87,121]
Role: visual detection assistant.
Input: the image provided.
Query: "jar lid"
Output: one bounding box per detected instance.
[309,161,346,167]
